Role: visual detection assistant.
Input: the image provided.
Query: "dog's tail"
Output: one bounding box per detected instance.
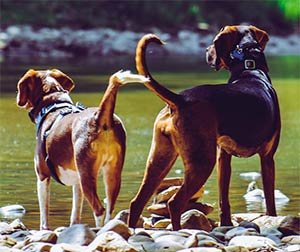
[96,70,149,128]
[136,34,182,109]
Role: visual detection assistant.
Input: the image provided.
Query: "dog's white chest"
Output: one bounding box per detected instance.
[57,166,79,186]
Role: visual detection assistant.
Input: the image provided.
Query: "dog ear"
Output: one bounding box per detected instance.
[50,69,75,92]
[250,26,269,50]
[213,26,239,70]
[16,69,36,108]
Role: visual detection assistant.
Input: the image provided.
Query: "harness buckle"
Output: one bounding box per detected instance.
[244,59,256,70]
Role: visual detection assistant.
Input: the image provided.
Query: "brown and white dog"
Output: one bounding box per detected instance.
[16,69,148,229]
[129,25,281,230]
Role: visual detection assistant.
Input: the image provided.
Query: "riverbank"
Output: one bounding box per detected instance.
[0,26,299,59]
[0,212,299,252]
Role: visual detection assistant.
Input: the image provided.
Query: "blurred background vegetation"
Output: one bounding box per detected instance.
[1,0,299,35]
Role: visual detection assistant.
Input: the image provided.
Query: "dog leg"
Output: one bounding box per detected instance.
[102,157,124,224]
[70,183,83,225]
[76,158,105,227]
[129,129,178,228]
[217,148,233,226]
[37,177,50,230]
[260,154,276,216]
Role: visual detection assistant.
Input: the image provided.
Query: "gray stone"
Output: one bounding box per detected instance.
[212,226,235,234]
[278,216,300,235]
[178,248,222,252]
[56,224,96,246]
[25,230,57,244]
[97,219,132,240]
[8,230,30,242]
[238,220,260,233]
[228,235,276,249]
[50,242,89,252]
[88,231,137,252]
[223,246,249,252]
[260,227,283,238]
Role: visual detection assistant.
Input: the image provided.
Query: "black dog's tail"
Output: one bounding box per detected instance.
[136,34,182,109]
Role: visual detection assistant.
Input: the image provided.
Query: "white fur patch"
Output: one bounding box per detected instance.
[113,70,149,84]
[57,166,79,186]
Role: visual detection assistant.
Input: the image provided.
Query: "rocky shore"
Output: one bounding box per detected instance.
[0,26,299,58]
[0,212,299,252]
[1,178,299,251]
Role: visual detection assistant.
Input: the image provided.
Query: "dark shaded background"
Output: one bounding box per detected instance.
[1,0,299,35]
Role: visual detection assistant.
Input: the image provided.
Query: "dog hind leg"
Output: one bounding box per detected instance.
[37,177,50,230]
[129,129,178,228]
[217,148,233,226]
[70,183,83,225]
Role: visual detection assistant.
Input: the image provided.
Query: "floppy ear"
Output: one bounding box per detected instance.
[16,69,36,108]
[250,25,269,50]
[213,26,239,70]
[50,69,75,92]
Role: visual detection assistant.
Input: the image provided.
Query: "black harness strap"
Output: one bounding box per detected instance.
[30,102,86,185]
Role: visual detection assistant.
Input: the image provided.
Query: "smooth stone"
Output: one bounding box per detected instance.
[50,242,89,252]
[212,226,235,234]
[232,213,263,223]
[253,215,285,229]
[0,222,13,234]
[156,177,183,193]
[178,248,222,252]
[0,245,22,252]
[88,231,137,252]
[56,224,96,246]
[25,230,57,245]
[238,220,260,233]
[0,205,26,218]
[114,209,144,228]
[223,245,249,252]
[197,239,224,249]
[225,227,247,240]
[9,219,27,231]
[153,219,171,229]
[139,239,185,252]
[281,235,300,244]
[228,235,276,249]
[155,234,188,246]
[180,209,212,231]
[8,230,30,242]
[184,234,198,248]
[261,227,283,238]
[97,219,132,240]
[0,235,17,247]
[147,203,169,216]
[151,230,187,240]
[284,244,300,252]
[21,242,52,252]
[278,216,300,235]
[128,232,155,251]
[209,231,226,243]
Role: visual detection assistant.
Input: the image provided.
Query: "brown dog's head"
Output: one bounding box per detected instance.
[16,69,75,109]
[206,25,269,71]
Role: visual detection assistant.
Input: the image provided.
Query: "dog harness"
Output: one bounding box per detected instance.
[29,101,86,185]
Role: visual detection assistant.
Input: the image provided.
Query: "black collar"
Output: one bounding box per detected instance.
[228,42,269,82]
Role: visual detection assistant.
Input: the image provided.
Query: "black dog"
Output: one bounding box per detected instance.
[129,25,280,230]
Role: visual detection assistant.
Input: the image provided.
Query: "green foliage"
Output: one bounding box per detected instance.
[0,0,298,34]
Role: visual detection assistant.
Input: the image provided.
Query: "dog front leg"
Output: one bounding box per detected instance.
[129,131,177,228]
[70,183,83,225]
[217,148,233,226]
[37,177,50,230]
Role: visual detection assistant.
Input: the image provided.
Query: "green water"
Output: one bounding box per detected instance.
[0,55,299,229]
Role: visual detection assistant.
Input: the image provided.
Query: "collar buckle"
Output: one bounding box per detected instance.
[244,59,256,70]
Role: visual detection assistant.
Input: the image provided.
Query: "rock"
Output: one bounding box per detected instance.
[225,227,258,241]
[0,222,14,234]
[8,230,30,242]
[147,202,214,217]
[154,233,188,246]
[21,242,52,252]
[114,209,144,228]
[212,226,235,234]
[252,215,286,229]
[228,235,276,249]
[232,213,263,223]
[278,216,300,235]
[50,242,88,252]
[281,235,300,244]
[25,230,57,244]
[0,205,26,219]
[9,219,27,231]
[260,227,283,239]
[0,235,17,247]
[284,244,300,252]
[155,185,204,204]
[180,209,212,231]
[128,231,154,249]
[223,246,249,252]
[56,224,96,246]
[197,239,224,249]
[88,231,138,252]
[156,177,183,193]
[153,219,171,229]
[238,221,260,233]
[97,219,132,240]
[178,248,222,252]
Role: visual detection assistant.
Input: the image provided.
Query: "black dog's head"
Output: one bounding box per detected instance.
[206,25,269,71]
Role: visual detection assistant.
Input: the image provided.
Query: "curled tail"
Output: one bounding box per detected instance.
[136,34,182,109]
[96,70,149,128]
